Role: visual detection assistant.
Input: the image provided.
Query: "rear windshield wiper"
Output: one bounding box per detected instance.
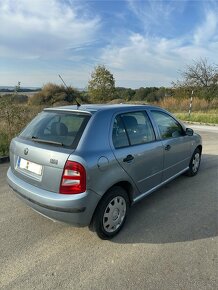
[31,136,63,146]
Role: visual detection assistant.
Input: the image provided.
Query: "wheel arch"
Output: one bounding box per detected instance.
[197,144,202,154]
[109,181,134,204]
[89,180,134,230]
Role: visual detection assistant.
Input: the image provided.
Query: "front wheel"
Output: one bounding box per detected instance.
[186,148,201,177]
[91,186,130,239]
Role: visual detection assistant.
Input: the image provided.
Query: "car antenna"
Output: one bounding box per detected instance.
[58,74,81,108]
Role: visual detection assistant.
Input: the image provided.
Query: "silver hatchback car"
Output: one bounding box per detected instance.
[7,104,202,239]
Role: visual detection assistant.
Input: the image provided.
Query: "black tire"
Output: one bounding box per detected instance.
[90,186,130,240]
[186,148,201,177]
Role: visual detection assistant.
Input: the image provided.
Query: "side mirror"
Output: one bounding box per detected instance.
[186,128,194,136]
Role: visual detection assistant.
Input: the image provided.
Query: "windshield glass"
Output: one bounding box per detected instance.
[19,111,91,148]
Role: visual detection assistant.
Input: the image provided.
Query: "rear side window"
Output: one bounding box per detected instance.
[19,111,90,148]
[113,111,155,148]
[113,115,129,148]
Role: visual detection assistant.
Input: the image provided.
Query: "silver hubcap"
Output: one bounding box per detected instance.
[103,196,126,233]
[192,153,200,172]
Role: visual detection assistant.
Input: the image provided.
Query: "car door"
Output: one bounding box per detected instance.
[111,110,164,196]
[150,110,191,181]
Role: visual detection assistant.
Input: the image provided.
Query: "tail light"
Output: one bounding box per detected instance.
[60,161,86,194]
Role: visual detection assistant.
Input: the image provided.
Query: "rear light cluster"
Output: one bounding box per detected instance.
[60,161,86,194]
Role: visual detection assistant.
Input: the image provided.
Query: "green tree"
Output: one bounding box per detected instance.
[132,87,147,100]
[133,87,159,101]
[173,58,218,102]
[88,65,115,102]
[115,87,136,101]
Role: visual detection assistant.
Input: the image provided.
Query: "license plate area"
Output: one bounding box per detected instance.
[17,157,43,180]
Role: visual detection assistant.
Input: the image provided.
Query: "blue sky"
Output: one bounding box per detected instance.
[0,0,218,88]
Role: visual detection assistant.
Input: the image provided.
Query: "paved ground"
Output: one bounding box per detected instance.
[0,125,217,290]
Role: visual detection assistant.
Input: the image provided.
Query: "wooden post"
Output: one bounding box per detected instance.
[188,90,193,118]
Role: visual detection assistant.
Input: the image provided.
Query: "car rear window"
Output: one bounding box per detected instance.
[19,111,91,148]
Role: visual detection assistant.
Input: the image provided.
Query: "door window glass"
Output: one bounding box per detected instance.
[112,115,129,148]
[151,111,184,139]
[112,111,155,148]
[121,112,155,146]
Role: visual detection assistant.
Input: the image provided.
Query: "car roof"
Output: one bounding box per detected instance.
[44,104,163,114]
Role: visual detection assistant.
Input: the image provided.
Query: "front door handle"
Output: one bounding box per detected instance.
[123,154,134,162]
[165,144,171,151]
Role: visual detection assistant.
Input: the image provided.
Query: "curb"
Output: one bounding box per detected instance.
[0,156,9,164]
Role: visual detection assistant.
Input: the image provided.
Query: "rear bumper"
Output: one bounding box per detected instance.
[7,167,101,226]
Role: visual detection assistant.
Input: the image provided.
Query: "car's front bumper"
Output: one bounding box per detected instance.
[7,167,101,226]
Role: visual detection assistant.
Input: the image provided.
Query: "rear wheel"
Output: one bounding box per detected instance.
[186,148,201,177]
[91,186,129,239]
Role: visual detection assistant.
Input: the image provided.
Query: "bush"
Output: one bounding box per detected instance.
[0,132,9,156]
[0,93,28,104]
[13,94,28,103]
[0,96,42,157]
[29,83,81,106]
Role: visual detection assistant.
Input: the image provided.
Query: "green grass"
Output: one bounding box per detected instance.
[175,111,218,124]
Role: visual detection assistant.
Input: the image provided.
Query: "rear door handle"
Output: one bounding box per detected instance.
[123,154,134,162]
[165,144,171,151]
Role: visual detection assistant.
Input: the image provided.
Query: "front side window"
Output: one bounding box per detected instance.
[151,111,184,140]
[112,111,155,148]
[19,111,90,148]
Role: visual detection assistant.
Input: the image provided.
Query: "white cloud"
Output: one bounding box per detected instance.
[194,10,218,45]
[0,0,100,59]
[100,8,218,88]
[126,0,187,31]
[100,34,180,87]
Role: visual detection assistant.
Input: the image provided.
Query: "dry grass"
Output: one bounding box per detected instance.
[153,97,218,124]
[110,97,218,124]
[153,97,218,112]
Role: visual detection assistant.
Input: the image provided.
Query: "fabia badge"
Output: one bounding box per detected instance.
[50,158,58,165]
[24,148,29,155]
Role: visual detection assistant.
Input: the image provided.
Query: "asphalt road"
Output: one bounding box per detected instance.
[0,125,217,290]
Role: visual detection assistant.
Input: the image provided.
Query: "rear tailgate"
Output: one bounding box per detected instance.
[9,109,91,193]
[10,137,73,193]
